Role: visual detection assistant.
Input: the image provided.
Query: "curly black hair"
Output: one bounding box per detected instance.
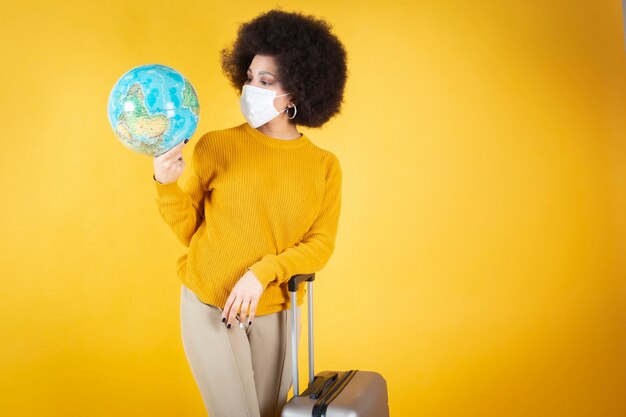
[220,9,348,128]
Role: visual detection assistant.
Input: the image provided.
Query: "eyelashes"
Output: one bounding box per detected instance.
[245,77,272,86]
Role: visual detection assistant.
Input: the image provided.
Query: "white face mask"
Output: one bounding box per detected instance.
[240,84,291,128]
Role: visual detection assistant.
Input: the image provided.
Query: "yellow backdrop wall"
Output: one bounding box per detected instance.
[1,1,625,416]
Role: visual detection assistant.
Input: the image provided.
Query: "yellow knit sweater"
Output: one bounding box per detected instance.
[154,122,342,316]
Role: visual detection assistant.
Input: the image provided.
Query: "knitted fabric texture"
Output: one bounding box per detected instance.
[154,122,342,315]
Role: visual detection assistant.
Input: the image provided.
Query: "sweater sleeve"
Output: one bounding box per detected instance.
[247,154,342,289]
[154,138,208,247]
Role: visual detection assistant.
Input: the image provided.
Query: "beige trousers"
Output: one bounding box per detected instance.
[180,284,302,417]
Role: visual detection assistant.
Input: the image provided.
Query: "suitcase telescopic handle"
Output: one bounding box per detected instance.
[287,273,316,397]
[288,273,315,291]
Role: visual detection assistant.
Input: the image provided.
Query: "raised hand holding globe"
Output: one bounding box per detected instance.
[107,64,200,156]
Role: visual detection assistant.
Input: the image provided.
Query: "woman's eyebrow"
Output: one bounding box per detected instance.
[247,68,274,76]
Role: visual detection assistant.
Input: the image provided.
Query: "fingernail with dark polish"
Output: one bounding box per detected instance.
[249,321,252,326]
[227,323,231,329]
[222,317,226,323]
[184,139,189,143]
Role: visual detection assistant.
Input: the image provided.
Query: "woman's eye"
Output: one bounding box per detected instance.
[261,80,272,86]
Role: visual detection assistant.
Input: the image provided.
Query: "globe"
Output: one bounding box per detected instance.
[107,64,200,156]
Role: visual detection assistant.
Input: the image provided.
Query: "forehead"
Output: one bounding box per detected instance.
[247,54,278,75]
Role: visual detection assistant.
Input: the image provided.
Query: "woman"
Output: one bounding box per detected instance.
[152,9,347,417]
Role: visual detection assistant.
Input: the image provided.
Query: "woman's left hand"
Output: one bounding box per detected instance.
[222,270,264,329]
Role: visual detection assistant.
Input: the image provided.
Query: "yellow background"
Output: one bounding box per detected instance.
[1,1,625,416]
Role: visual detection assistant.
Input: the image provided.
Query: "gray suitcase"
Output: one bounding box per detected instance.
[282,274,390,417]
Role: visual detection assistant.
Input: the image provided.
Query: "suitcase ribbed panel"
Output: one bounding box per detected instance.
[313,370,357,417]
[281,370,389,417]
[323,371,389,417]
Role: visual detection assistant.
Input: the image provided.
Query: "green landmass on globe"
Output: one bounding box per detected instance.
[182,79,200,116]
[116,83,170,155]
[108,64,200,156]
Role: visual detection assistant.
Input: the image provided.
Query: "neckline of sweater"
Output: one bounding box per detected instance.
[242,122,310,149]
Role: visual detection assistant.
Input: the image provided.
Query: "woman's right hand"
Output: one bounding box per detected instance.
[153,139,189,184]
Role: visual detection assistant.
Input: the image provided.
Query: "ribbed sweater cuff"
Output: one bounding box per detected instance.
[153,176,182,197]
[247,262,276,289]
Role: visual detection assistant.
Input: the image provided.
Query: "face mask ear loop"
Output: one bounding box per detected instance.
[288,103,297,120]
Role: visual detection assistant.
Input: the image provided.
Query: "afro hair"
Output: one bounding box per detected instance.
[220,9,348,128]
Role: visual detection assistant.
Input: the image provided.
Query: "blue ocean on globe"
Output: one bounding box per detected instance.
[107,64,200,156]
